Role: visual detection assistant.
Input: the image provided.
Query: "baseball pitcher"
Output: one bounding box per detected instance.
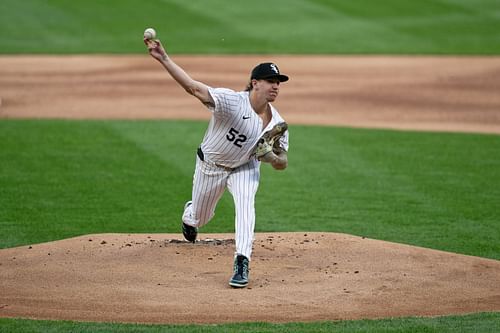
[145,35,289,288]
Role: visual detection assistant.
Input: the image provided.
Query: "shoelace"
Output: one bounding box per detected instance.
[241,261,248,278]
[235,258,248,277]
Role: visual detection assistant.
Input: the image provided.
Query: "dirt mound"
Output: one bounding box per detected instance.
[1,232,499,324]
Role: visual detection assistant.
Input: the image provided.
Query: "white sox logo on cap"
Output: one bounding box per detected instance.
[250,62,289,82]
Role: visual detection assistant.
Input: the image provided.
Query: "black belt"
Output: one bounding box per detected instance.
[196,147,205,161]
[197,147,234,172]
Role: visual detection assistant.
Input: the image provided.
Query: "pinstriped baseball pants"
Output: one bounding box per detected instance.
[182,156,260,260]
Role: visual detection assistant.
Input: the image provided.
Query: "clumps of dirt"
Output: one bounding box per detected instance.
[165,238,235,246]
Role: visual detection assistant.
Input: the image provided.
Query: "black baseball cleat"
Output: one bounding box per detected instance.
[229,254,249,288]
[182,201,197,243]
[182,222,197,243]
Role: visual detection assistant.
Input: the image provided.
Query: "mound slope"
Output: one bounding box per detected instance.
[1,232,499,324]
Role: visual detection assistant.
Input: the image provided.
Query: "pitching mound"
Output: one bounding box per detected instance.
[1,232,499,324]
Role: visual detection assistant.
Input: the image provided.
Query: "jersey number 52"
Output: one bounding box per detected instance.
[226,128,247,148]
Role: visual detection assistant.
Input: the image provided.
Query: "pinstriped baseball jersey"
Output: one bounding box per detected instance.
[182,86,289,260]
[200,87,289,168]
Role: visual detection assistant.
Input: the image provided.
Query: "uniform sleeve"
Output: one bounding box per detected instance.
[207,87,240,118]
[271,109,289,152]
[279,130,289,152]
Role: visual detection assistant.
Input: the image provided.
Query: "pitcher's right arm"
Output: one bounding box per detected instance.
[144,38,214,107]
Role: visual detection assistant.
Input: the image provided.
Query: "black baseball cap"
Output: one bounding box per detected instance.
[251,62,289,82]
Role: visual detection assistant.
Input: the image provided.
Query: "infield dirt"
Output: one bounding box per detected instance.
[1,55,500,133]
[0,56,499,324]
[1,233,500,324]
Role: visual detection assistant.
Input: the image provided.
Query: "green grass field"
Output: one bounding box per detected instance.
[1,120,499,259]
[1,0,500,54]
[1,120,499,332]
[1,0,499,332]
[1,312,500,333]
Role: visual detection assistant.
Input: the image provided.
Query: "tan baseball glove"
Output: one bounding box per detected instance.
[255,122,288,160]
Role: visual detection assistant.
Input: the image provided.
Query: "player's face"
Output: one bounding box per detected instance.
[254,78,280,102]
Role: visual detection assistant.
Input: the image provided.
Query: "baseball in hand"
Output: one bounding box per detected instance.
[144,28,156,40]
